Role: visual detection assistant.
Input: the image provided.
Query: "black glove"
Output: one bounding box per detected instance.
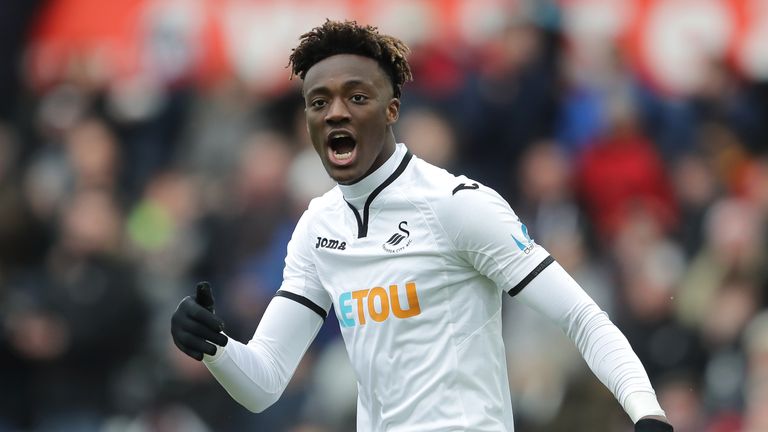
[171,281,228,361]
[635,418,673,431]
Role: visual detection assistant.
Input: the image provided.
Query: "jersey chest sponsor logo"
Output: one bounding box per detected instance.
[382,221,412,253]
[337,282,421,327]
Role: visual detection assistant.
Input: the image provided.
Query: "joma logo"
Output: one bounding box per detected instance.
[316,237,346,250]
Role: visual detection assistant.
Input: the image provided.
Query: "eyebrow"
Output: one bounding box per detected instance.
[304,79,375,97]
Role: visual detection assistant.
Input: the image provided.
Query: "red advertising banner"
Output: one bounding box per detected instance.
[26,0,768,94]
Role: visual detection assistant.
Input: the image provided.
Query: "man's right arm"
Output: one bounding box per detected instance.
[201,294,324,413]
[172,206,331,413]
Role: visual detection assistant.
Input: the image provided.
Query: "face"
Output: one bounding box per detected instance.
[303,54,400,185]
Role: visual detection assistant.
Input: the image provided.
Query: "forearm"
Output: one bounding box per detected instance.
[203,295,324,413]
[564,300,665,422]
[516,262,666,423]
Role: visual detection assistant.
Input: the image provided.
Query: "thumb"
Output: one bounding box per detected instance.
[195,281,216,313]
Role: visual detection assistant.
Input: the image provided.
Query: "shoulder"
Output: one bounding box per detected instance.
[408,158,509,213]
[301,186,344,218]
[290,186,345,239]
[433,180,516,231]
[404,156,489,201]
[403,156,516,229]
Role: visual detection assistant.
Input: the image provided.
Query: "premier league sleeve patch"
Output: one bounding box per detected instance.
[511,220,536,255]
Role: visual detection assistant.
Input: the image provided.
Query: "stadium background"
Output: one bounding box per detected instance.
[0,0,766,431]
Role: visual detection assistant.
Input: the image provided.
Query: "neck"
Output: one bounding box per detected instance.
[339,142,406,207]
[348,130,395,185]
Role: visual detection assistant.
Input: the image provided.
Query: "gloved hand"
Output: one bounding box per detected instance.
[171,281,228,360]
[635,418,673,431]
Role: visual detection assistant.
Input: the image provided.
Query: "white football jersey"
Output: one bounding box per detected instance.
[278,143,553,431]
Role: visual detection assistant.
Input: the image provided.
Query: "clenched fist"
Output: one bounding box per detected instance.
[171,282,228,360]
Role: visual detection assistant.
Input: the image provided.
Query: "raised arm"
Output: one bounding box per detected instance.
[201,294,325,412]
[171,206,332,413]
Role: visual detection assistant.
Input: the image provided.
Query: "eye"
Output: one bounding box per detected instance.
[310,99,327,109]
[350,94,368,103]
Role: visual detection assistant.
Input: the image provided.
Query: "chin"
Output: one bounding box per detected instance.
[335,168,367,185]
[325,167,350,184]
[334,174,358,185]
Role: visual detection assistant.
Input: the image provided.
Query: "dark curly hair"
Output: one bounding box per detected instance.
[288,20,413,98]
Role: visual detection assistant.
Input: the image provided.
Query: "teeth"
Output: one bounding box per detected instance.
[331,133,350,139]
[334,150,353,160]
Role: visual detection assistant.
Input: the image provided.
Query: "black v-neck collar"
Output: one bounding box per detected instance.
[344,151,413,239]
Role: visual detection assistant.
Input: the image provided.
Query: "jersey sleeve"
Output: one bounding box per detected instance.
[434,183,553,295]
[517,261,666,423]
[203,295,325,413]
[277,207,332,317]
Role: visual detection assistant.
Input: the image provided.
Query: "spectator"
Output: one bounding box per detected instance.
[4,188,148,431]
[575,96,678,243]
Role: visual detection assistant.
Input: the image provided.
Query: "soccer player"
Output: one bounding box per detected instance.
[171,20,674,431]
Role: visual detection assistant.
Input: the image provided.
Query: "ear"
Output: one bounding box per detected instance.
[386,98,400,125]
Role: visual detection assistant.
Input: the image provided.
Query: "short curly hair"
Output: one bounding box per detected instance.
[288,20,413,98]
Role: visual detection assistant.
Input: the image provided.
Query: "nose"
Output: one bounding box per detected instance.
[325,98,350,124]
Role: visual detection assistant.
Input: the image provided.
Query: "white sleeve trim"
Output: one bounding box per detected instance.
[625,391,668,423]
[202,295,324,413]
[515,261,666,423]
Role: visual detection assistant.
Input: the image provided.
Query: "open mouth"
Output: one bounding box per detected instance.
[327,131,357,165]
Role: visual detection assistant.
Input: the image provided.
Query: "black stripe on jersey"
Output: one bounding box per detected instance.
[507,255,555,297]
[346,201,364,236]
[274,291,328,320]
[345,151,413,239]
[452,182,479,195]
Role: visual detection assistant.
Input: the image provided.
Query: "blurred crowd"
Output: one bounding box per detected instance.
[1,3,767,432]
